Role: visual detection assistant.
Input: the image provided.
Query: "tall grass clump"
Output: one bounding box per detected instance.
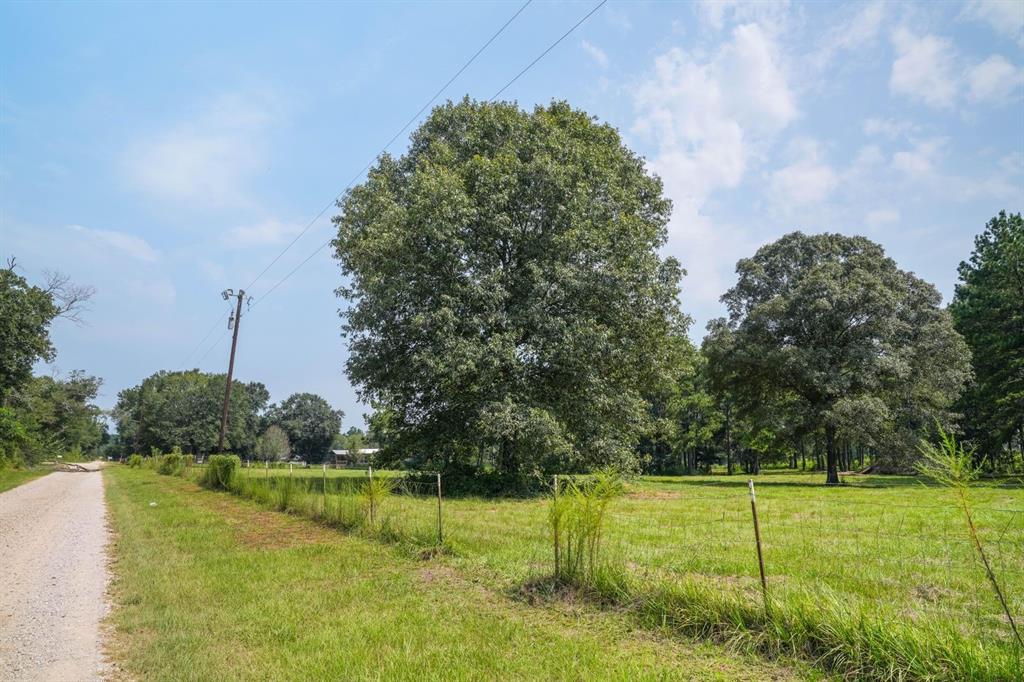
[156,448,186,476]
[618,575,1021,681]
[126,454,143,468]
[360,473,397,528]
[917,424,1023,652]
[550,470,624,584]
[198,454,240,491]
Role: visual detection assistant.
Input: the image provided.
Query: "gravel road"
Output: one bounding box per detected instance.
[0,466,110,681]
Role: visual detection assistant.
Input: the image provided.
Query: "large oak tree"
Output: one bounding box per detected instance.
[706,232,970,484]
[333,99,687,476]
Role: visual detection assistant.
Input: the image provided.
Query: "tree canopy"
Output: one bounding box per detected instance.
[1,371,105,465]
[0,258,93,399]
[332,99,688,477]
[114,371,269,457]
[0,258,100,467]
[266,392,342,462]
[706,232,970,484]
[951,211,1024,466]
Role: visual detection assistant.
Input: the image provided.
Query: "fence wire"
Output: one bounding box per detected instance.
[230,467,1022,643]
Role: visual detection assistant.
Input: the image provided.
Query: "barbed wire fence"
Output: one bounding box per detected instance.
[589,479,1024,644]
[227,464,1022,644]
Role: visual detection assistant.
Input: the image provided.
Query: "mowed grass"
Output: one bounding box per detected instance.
[226,465,1024,678]
[0,465,52,493]
[104,466,814,681]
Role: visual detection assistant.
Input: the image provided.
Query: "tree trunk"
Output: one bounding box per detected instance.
[825,425,841,485]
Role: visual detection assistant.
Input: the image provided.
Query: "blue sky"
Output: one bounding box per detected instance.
[2,1,1022,428]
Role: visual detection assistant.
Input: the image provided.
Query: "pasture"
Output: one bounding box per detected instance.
[216,464,1023,679]
[104,466,812,681]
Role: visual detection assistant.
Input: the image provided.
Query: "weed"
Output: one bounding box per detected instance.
[551,470,624,584]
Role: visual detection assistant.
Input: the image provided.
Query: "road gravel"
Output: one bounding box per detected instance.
[0,466,110,681]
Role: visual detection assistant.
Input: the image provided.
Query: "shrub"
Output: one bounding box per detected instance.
[199,454,240,491]
[126,454,143,468]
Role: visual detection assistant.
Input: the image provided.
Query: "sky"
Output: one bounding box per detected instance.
[2,0,1022,429]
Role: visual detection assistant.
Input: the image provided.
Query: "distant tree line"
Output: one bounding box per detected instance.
[333,99,1022,485]
[112,374,343,463]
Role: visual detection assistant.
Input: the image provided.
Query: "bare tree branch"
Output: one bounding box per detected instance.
[43,270,96,324]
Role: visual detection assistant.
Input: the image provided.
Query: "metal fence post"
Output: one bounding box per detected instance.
[368,465,375,526]
[436,472,443,546]
[553,474,560,578]
[748,479,769,611]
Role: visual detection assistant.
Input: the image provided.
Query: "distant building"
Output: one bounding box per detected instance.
[331,448,379,467]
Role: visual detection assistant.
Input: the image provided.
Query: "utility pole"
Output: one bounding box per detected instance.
[217,288,248,452]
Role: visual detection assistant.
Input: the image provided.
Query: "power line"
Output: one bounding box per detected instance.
[177,0,533,360]
[195,325,231,367]
[247,0,607,310]
[489,0,606,102]
[251,239,331,310]
[242,0,534,297]
[180,305,231,368]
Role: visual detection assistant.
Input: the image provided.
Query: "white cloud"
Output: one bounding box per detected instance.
[224,219,302,246]
[812,1,887,70]
[696,1,792,36]
[580,40,609,68]
[961,0,1024,46]
[862,117,921,139]
[633,22,796,307]
[122,92,277,208]
[967,54,1024,103]
[67,225,159,261]
[865,208,900,230]
[769,138,838,206]
[892,137,948,178]
[603,4,632,31]
[835,1,887,51]
[890,28,959,108]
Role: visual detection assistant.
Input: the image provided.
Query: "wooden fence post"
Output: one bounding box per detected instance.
[748,479,769,611]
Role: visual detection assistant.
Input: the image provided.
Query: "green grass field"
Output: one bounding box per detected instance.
[104,467,815,681]
[0,465,52,493]
[233,465,1023,631]
[214,464,1023,678]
